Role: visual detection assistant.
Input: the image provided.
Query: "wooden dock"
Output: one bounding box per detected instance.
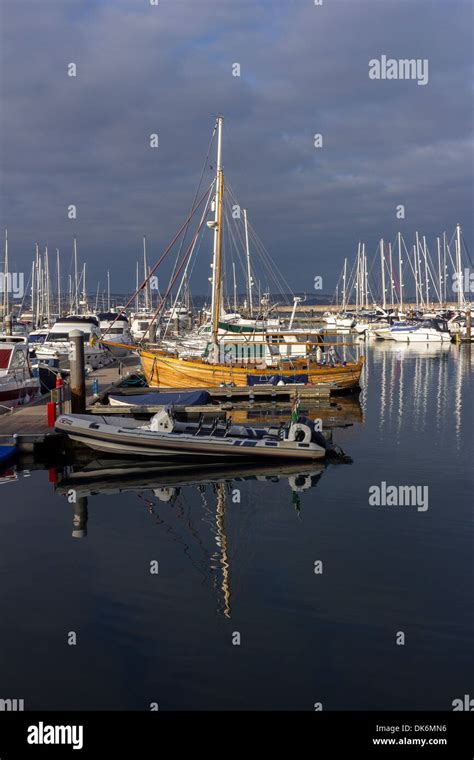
[0,357,139,452]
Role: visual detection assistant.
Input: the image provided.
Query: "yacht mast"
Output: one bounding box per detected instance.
[363,244,369,309]
[45,246,51,326]
[232,262,237,313]
[143,236,149,311]
[380,239,386,310]
[398,232,403,314]
[3,229,8,326]
[389,243,394,309]
[73,237,78,313]
[356,242,360,311]
[423,235,429,308]
[56,248,61,318]
[342,257,347,311]
[31,260,35,327]
[243,208,253,317]
[455,223,463,308]
[135,261,139,313]
[210,115,224,347]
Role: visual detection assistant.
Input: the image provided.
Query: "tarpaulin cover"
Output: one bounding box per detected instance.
[246,374,309,386]
[108,390,212,406]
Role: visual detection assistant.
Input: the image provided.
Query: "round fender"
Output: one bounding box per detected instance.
[287,423,312,444]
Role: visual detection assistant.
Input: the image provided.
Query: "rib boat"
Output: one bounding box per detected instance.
[55,407,346,461]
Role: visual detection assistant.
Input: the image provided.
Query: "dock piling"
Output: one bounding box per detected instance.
[69,329,86,414]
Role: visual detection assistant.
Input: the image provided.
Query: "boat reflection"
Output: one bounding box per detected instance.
[54,456,331,619]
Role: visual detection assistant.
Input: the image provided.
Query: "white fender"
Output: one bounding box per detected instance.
[287,423,312,444]
[288,474,313,492]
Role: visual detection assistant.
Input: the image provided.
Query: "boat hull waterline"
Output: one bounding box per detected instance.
[139,350,364,392]
[55,414,327,460]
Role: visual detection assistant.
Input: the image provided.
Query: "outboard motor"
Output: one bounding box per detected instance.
[295,416,353,463]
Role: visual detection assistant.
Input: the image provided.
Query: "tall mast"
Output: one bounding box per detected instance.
[35,243,41,325]
[436,237,442,306]
[31,259,35,327]
[45,246,51,326]
[443,231,447,303]
[3,229,8,326]
[455,223,463,308]
[423,235,429,308]
[356,242,360,311]
[413,244,419,309]
[135,262,139,312]
[143,236,149,311]
[82,263,87,312]
[211,115,224,346]
[389,242,394,309]
[398,232,403,314]
[380,239,386,310]
[243,208,253,317]
[107,270,110,311]
[342,257,347,311]
[56,248,61,318]
[363,244,369,309]
[232,262,237,313]
[415,231,424,307]
[73,236,78,313]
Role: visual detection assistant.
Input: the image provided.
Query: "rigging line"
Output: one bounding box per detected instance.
[167,124,218,303]
[162,188,213,338]
[101,180,214,339]
[225,181,293,302]
[140,193,213,343]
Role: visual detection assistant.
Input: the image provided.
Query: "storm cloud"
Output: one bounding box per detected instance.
[0,0,472,297]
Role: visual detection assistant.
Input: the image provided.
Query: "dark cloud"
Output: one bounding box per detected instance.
[0,0,472,297]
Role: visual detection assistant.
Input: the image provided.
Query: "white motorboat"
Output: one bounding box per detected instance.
[322,312,355,329]
[389,318,451,343]
[448,312,474,342]
[98,312,135,357]
[27,328,49,357]
[0,341,41,412]
[162,302,189,325]
[130,311,155,341]
[55,407,344,461]
[35,315,114,369]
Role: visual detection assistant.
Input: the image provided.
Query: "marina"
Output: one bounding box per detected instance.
[0,1,472,751]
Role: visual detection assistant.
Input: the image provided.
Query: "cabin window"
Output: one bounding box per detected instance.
[0,348,13,369]
[9,350,27,369]
[46,333,69,342]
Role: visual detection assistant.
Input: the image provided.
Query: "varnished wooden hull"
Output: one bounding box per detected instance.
[139,350,363,393]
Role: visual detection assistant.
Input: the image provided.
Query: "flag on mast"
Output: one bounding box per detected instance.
[290,392,301,423]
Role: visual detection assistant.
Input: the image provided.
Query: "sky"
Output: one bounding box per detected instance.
[0,0,472,301]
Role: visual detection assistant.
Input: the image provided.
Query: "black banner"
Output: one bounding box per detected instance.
[0,711,472,757]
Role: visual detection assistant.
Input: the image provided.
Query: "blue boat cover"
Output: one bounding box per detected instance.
[247,374,309,386]
[108,390,212,406]
[0,445,16,465]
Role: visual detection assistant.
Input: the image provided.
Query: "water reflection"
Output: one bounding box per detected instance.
[54,457,330,618]
[363,341,472,449]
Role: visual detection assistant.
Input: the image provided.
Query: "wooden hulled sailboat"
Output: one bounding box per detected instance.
[138,116,363,392]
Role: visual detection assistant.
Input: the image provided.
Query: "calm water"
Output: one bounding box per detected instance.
[0,341,472,710]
